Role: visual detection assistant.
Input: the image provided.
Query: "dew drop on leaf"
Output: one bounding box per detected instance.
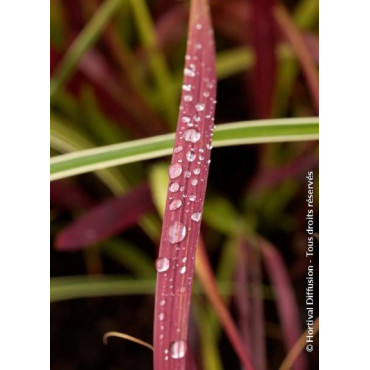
[191,179,198,186]
[169,199,182,211]
[189,194,196,202]
[184,129,201,143]
[184,68,195,77]
[156,257,170,272]
[168,221,187,244]
[169,163,183,179]
[173,145,183,154]
[191,212,202,222]
[186,151,196,162]
[179,266,186,274]
[184,95,193,102]
[170,340,187,359]
[158,313,165,321]
[169,182,180,192]
[195,103,205,112]
[182,84,191,91]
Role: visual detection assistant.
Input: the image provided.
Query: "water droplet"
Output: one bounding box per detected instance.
[203,91,210,98]
[169,199,182,211]
[160,299,166,306]
[199,155,204,161]
[180,287,186,293]
[168,221,187,244]
[206,144,212,150]
[173,145,183,154]
[193,168,201,175]
[180,186,185,192]
[182,84,191,91]
[196,24,202,30]
[182,116,191,123]
[191,179,198,186]
[169,163,182,179]
[186,151,196,162]
[182,257,187,263]
[195,103,205,112]
[194,115,200,122]
[184,171,191,178]
[184,129,201,143]
[158,312,165,321]
[195,43,202,50]
[169,182,180,192]
[184,95,193,102]
[189,63,196,71]
[156,257,170,272]
[170,340,187,359]
[191,212,202,222]
[178,266,186,274]
[189,194,196,202]
[184,68,195,77]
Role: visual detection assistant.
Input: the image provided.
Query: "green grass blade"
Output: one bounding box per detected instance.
[50,275,241,302]
[50,0,125,98]
[50,117,319,181]
[50,276,156,302]
[51,114,129,194]
[102,239,156,278]
[128,0,177,126]
[216,47,255,80]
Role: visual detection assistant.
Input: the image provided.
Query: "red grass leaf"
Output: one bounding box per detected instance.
[250,0,277,118]
[196,240,254,370]
[248,149,318,195]
[55,183,154,251]
[50,179,93,211]
[235,239,266,370]
[273,4,319,114]
[248,246,266,370]
[152,0,217,368]
[259,238,308,370]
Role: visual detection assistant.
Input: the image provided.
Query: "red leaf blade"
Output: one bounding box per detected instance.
[55,183,153,251]
[153,0,217,369]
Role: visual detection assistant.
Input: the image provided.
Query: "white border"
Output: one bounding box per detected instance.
[0,1,50,369]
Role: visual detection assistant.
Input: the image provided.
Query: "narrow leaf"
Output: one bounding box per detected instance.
[274,4,319,113]
[50,117,319,181]
[250,0,277,118]
[55,183,153,251]
[260,238,308,370]
[50,275,237,303]
[50,0,125,98]
[195,241,254,370]
[153,0,217,368]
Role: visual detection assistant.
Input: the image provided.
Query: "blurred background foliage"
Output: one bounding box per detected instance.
[50,0,319,369]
